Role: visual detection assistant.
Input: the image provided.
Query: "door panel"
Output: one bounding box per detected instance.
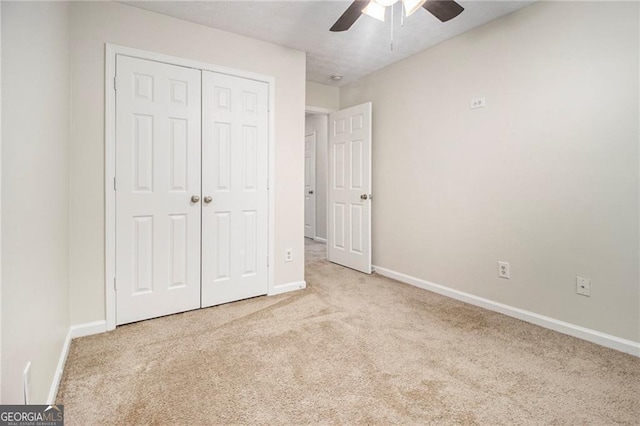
[201,71,269,308]
[116,55,202,325]
[304,132,316,238]
[328,102,372,274]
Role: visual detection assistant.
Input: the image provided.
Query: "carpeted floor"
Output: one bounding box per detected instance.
[57,239,640,425]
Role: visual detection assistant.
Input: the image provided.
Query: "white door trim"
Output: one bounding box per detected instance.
[305,106,335,115]
[105,44,276,331]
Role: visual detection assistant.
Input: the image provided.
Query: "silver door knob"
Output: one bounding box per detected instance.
[360,194,368,200]
[191,195,200,203]
[204,196,213,204]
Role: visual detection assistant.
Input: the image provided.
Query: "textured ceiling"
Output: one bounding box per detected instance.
[124,1,534,86]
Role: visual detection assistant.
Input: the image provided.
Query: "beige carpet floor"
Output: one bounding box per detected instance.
[57,239,640,425]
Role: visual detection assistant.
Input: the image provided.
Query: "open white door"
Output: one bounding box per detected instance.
[115,56,202,325]
[201,71,269,308]
[328,102,372,274]
[304,132,316,239]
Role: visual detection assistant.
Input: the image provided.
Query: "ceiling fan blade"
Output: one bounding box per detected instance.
[330,0,369,32]
[422,0,464,22]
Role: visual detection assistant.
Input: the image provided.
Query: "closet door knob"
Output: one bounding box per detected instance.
[191,195,200,203]
[204,196,213,204]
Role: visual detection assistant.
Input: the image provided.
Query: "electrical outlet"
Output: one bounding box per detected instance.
[285,249,293,262]
[498,261,510,279]
[470,97,486,109]
[576,276,591,297]
[23,362,31,405]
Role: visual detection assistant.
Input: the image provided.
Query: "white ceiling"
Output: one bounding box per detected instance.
[124,0,534,86]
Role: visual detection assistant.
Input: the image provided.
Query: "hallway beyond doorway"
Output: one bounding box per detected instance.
[305,238,326,263]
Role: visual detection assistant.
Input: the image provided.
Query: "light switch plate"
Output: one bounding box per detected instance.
[470,97,486,109]
[498,261,510,279]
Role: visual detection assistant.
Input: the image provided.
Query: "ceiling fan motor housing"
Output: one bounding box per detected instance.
[330,0,464,32]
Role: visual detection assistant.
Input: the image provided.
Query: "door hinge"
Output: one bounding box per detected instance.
[113,277,117,291]
[267,256,269,267]
[113,76,117,91]
[113,177,116,191]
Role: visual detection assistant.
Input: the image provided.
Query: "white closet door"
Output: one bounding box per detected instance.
[201,71,269,307]
[328,102,372,274]
[115,56,202,325]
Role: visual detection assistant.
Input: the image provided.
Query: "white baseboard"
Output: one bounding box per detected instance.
[47,329,72,404]
[373,265,640,357]
[313,237,327,244]
[70,320,107,338]
[47,320,108,404]
[269,280,306,296]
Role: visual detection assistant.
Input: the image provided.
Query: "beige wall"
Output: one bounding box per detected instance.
[305,114,329,240]
[341,1,640,342]
[1,2,70,403]
[306,81,340,110]
[69,2,306,324]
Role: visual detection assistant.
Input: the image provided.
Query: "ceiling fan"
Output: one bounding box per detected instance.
[330,0,464,32]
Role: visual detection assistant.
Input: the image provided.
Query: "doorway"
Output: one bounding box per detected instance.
[304,112,329,251]
[304,103,373,273]
[304,131,316,239]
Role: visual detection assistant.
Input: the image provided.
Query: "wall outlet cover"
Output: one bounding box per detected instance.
[576,276,591,297]
[498,261,510,279]
[23,361,31,405]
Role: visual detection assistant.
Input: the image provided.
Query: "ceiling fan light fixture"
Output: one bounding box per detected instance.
[362,1,386,22]
[403,0,427,17]
[374,0,398,6]
[330,0,463,32]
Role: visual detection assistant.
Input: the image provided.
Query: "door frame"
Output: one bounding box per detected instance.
[105,44,276,331]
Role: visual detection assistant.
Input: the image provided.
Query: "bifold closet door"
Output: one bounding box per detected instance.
[201,71,269,308]
[115,56,202,325]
